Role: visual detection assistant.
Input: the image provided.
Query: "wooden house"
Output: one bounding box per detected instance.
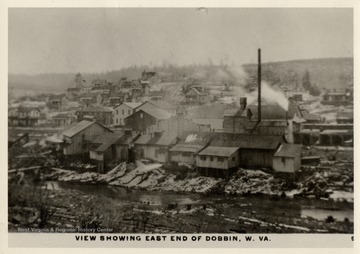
[8,106,41,127]
[136,100,177,115]
[185,86,210,104]
[113,102,141,126]
[62,120,112,156]
[319,129,353,147]
[192,103,237,131]
[124,107,172,134]
[169,132,214,166]
[133,132,178,163]
[195,132,284,172]
[89,131,137,172]
[273,143,302,173]
[76,106,113,126]
[50,112,75,127]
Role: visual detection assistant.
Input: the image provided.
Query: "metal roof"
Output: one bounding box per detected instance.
[93,133,123,144]
[192,103,237,119]
[209,132,283,150]
[148,133,178,146]
[123,102,142,109]
[169,144,205,153]
[77,106,113,113]
[274,143,302,158]
[198,146,239,157]
[321,129,352,135]
[140,107,172,120]
[62,120,96,137]
[133,134,152,145]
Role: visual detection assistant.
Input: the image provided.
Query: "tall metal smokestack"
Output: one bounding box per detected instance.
[258,48,262,123]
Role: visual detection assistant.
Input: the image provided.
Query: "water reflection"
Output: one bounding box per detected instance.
[45,181,353,222]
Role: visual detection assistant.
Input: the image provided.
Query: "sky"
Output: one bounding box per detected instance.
[8,8,353,74]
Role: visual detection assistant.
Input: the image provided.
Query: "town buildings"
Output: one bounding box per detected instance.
[113,102,141,127]
[62,120,112,156]
[76,106,113,126]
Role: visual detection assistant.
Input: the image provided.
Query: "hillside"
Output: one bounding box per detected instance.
[8,57,353,95]
[243,58,353,91]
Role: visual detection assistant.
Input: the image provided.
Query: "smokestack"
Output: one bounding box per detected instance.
[240,97,247,110]
[258,48,262,123]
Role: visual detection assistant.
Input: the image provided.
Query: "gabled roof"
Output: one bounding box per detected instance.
[209,132,284,150]
[148,133,178,146]
[63,120,110,138]
[51,113,69,119]
[93,133,123,144]
[177,132,215,146]
[77,106,113,113]
[169,132,214,153]
[198,146,239,157]
[133,134,152,145]
[140,107,172,120]
[274,143,301,158]
[93,133,123,152]
[192,103,237,119]
[138,100,176,112]
[16,106,40,113]
[169,144,205,153]
[303,113,322,121]
[123,102,142,109]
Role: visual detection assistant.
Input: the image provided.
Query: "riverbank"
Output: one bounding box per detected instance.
[47,161,354,203]
[9,179,353,233]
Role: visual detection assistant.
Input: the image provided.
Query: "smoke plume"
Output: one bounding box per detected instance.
[223,66,289,111]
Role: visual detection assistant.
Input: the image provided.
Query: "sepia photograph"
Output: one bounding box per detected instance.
[6,6,354,243]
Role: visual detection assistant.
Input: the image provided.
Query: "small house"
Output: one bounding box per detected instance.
[113,102,141,126]
[169,132,214,165]
[76,106,113,126]
[124,107,172,134]
[273,143,302,173]
[62,120,113,156]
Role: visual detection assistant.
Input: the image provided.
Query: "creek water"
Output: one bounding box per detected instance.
[45,181,353,222]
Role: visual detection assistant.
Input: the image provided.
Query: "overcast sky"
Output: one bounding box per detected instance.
[9,8,353,74]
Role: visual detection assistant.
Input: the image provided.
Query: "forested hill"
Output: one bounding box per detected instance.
[9,57,353,95]
[243,57,353,91]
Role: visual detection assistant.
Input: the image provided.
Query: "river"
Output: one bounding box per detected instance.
[45,181,354,223]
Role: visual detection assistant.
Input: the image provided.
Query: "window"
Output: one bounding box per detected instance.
[128,110,131,115]
[281,157,286,164]
[210,156,213,161]
[122,110,125,115]
[116,119,118,124]
[218,157,224,162]
[200,156,206,161]
[232,156,236,161]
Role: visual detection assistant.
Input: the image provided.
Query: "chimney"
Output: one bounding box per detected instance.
[240,97,247,110]
[257,48,262,123]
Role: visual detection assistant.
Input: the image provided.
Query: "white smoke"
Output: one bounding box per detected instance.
[246,81,289,111]
[188,65,290,111]
[223,66,289,111]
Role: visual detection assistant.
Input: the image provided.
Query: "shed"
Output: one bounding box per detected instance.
[273,143,302,173]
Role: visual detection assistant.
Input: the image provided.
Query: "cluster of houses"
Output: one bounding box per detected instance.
[8,68,354,176]
[8,70,215,129]
[61,118,301,175]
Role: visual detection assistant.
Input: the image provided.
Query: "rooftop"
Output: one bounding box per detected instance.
[77,106,113,113]
[274,143,302,158]
[140,107,172,120]
[62,120,100,137]
[198,146,239,157]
